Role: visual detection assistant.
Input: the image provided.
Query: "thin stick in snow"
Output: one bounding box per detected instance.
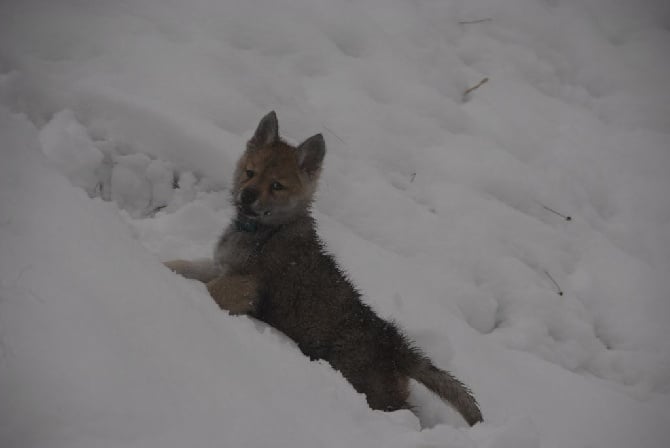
[458,18,493,25]
[462,77,489,102]
[544,270,564,296]
[323,125,347,145]
[542,204,572,221]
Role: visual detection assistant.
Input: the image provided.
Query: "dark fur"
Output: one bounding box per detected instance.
[166,111,483,425]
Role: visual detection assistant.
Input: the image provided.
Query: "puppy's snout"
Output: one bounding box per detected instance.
[240,188,259,205]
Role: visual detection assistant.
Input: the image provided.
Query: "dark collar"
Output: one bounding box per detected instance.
[234,216,260,233]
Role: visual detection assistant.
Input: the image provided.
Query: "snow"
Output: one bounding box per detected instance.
[38,109,104,194]
[1,0,669,447]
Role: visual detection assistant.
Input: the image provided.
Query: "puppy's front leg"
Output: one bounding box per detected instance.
[207,274,258,315]
[164,259,220,283]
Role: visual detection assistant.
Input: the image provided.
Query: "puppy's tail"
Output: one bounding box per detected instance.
[407,354,483,426]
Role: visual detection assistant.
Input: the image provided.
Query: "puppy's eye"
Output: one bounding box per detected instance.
[271,181,284,191]
[245,170,255,179]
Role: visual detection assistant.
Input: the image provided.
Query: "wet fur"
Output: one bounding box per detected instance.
[165,111,483,425]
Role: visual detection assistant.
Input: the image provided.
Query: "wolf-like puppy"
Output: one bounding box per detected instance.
[165,111,483,426]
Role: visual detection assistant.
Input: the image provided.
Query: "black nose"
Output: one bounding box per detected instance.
[240,188,259,205]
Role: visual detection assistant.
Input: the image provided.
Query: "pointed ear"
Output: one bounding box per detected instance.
[296,134,325,177]
[248,111,279,149]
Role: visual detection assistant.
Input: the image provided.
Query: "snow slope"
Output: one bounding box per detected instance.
[1,0,669,447]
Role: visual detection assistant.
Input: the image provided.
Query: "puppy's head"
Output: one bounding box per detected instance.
[232,111,325,226]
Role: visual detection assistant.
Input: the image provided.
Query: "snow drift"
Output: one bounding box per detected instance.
[1,0,669,446]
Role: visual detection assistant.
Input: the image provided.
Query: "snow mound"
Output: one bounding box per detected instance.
[38,109,103,194]
[1,0,669,446]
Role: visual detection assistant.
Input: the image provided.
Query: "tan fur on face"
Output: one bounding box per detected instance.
[232,142,319,223]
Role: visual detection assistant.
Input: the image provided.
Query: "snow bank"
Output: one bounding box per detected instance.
[0,108,425,447]
[1,0,669,446]
[38,109,104,194]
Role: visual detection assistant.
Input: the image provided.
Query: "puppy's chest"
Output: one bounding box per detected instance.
[214,229,261,274]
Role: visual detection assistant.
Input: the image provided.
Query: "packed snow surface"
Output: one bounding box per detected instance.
[1,0,669,447]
